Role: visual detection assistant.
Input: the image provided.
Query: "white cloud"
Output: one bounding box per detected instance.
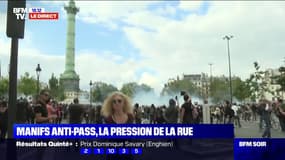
[154,5,177,17]
[121,1,285,92]
[74,1,157,30]
[1,1,285,96]
[0,38,142,92]
[178,0,204,11]
[123,10,171,32]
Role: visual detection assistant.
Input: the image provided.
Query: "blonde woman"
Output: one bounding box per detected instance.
[101,91,134,124]
[102,91,134,160]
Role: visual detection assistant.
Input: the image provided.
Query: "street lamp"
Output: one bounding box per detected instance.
[89,80,93,107]
[36,64,41,95]
[208,63,213,83]
[223,35,233,105]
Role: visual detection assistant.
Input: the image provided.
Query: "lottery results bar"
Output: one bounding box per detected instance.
[0,124,284,160]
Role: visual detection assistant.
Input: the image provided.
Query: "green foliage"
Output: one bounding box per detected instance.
[121,82,136,97]
[246,62,272,101]
[48,74,65,101]
[18,72,38,96]
[277,66,285,93]
[208,76,251,103]
[57,83,66,101]
[120,82,153,98]
[232,77,251,102]
[161,79,198,96]
[49,73,58,98]
[92,82,118,102]
[0,77,9,97]
[209,77,230,103]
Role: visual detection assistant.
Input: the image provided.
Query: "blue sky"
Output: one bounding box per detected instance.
[17,1,210,58]
[0,1,285,94]
[1,0,211,87]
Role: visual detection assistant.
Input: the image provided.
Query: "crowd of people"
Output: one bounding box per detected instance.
[0,89,285,139]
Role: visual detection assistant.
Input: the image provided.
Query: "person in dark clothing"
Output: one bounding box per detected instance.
[224,100,234,124]
[149,104,156,124]
[134,103,142,124]
[178,94,194,148]
[156,107,166,124]
[180,94,193,124]
[26,91,54,160]
[89,107,96,123]
[27,102,35,124]
[0,100,8,140]
[16,98,29,123]
[68,98,84,124]
[251,103,257,121]
[95,105,103,123]
[34,90,54,124]
[260,100,272,138]
[258,100,267,131]
[164,99,178,123]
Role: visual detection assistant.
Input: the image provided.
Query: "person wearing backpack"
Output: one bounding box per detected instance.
[224,100,234,124]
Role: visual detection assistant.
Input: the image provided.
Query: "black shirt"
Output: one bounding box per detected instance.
[104,113,134,124]
[165,106,178,123]
[181,102,193,123]
[34,102,48,124]
[104,113,134,160]
[69,104,83,124]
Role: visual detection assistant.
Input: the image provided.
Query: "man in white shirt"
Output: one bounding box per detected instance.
[232,103,241,128]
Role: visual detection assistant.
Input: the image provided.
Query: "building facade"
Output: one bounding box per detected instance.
[263,68,284,101]
[183,73,210,99]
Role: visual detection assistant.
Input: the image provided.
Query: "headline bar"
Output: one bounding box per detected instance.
[14,124,234,139]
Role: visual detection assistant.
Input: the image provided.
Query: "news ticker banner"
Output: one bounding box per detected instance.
[13,124,234,139]
[235,138,285,160]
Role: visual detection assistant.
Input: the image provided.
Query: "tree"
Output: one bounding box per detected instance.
[48,74,65,101]
[274,66,285,99]
[232,77,251,102]
[49,73,59,98]
[92,82,118,102]
[18,72,38,96]
[121,82,154,98]
[246,62,272,101]
[209,77,229,103]
[121,82,137,97]
[140,84,153,93]
[161,79,198,97]
[0,77,9,98]
[57,82,66,101]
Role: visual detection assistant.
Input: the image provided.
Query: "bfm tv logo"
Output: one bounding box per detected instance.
[13,7,59,20]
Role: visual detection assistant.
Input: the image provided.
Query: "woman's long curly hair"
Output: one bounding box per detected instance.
[101,91,133,117]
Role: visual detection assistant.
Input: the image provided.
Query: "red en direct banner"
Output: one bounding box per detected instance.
[29,12,59,20]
